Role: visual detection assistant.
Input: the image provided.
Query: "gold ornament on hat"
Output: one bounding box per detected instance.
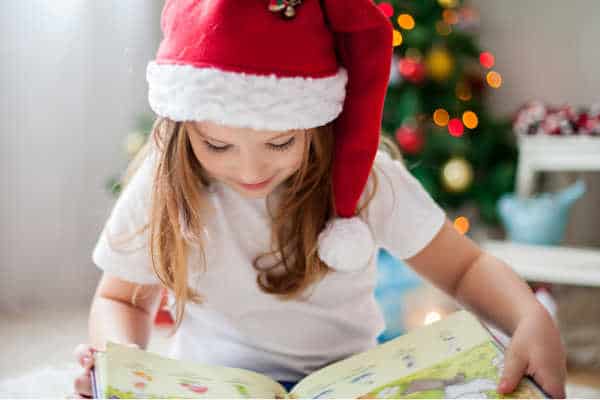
[268,0,302,19]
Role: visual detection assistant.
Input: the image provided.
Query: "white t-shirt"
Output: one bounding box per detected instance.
[92,148,445,382]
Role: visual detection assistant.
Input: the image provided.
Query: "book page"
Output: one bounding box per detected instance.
[95,342,288,399]
[290,310,546,399]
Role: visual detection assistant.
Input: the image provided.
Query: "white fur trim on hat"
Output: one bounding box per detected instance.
[146,61,348,131]
[317,217,375,272]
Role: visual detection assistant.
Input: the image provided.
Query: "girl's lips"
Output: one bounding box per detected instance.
[238,177,273,190]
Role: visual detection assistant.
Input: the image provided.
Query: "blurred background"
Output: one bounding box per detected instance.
[1,0,600,397]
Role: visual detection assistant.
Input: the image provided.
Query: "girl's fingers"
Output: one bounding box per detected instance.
[73,344,96,371]
[498,345,529,394]
[73,373,93,398]
[531,366,567,399]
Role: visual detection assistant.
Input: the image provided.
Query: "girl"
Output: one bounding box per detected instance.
[74,0,566,398]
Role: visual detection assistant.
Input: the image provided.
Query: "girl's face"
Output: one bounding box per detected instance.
[185,120,310,198]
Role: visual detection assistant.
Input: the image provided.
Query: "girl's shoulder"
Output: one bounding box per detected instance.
[365,151,446,258]
[364,149,443,220]
[369,149,420,195]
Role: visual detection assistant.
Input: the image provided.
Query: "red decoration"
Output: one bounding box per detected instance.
[399,58,426,84]
[576,112,600,135]
[377,2,394,18]
[395,125,424,154]
[514,101,600,136]
[154,289,174,326]
[479,51,495,69]
[448,118,465,137]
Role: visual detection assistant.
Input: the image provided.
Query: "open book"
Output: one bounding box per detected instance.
[91,310,548,399]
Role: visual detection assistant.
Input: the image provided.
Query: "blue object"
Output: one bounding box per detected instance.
[374,249,423,343]
[498,180,586,245]
[278,381,298,392]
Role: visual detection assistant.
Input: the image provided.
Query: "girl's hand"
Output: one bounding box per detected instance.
[73,343,140,398]
[498,306,567,398]
[73,344,96,399]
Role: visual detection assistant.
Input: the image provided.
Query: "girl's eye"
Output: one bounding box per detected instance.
[202,136,296,153]
[204,141,231,152]
[268,136,296,152]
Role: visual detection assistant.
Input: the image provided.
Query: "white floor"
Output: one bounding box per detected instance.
[1,305,600,398]
[0,303,172,398]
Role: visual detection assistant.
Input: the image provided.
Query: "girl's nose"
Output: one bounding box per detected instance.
[237,153,270,184]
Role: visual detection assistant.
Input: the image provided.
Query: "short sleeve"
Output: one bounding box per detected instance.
[91,148,160,284]
[365,151,446,260]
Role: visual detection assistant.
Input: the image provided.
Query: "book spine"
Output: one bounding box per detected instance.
[90,366,99,399]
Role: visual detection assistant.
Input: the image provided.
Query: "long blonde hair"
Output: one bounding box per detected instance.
[115,117,379,332]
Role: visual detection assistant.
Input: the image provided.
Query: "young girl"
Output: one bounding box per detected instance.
[74,0,566,398]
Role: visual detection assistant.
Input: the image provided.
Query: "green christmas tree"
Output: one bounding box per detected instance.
[377,0,517,225]
[106,114,155,197]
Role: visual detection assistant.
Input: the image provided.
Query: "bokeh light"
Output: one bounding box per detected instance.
[438,0,458,8]
[486,71,503,88]
[424,311,442,325]
[454,216,470,235]
[442,9,458,25]
[433,108,450,126]
[462,111,479,129]
[448,118,464,137]
[378,2,394,18]
[397,14,415,30]
[456,81,472,101]
[479,51,495,69]
[392,29,403,47]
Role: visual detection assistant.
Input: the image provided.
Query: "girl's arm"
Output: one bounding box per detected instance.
[405,219,566,398]
[405,219,536,332]
[89,273,163,350]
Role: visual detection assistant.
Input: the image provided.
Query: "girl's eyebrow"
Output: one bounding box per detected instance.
[190,123,296,143]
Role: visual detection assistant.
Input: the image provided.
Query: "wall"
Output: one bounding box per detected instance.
[2,1,599,312]
[0,1,162,311]
[471,0,600,246]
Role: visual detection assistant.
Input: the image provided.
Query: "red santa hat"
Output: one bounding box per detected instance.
[147,0,393,272]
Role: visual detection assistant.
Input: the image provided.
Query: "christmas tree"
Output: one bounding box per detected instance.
[377,0,517,226]
[106,114,155,196]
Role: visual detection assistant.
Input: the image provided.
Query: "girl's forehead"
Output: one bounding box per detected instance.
[189,120,303,141]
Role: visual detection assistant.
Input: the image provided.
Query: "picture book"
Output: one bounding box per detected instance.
[91,310,548,399]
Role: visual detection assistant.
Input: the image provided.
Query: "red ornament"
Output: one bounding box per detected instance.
[576,112,590,128]
[541,113,562,135]
[154,289,174,326]
[377,2,394,18]
[399,58,426,84]
[479,52,495,69]
[448,118,464,137]
[395,125,424,154]
[576,112,600,136]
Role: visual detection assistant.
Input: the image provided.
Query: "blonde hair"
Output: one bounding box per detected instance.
[113,117,380,333]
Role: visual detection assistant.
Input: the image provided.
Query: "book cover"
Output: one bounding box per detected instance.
[91,310,549,399]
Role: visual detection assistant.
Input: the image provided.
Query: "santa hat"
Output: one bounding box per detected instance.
[146,0,393,272]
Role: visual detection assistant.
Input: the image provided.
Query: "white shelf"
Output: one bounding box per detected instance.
[481,240,600,286]
[516,135,600,196]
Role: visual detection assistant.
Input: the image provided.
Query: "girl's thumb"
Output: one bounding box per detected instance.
[498,347,529,394]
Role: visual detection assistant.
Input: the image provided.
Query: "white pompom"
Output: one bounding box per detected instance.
[317,217,375,272]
